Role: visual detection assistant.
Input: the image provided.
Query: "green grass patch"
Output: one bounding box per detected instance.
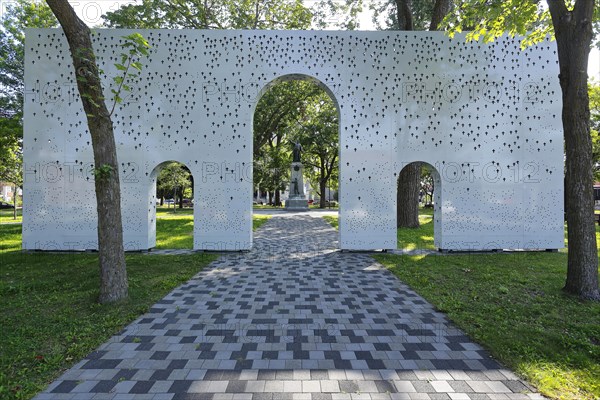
[396,207,435,250]
[0,222,217,399]
[252,214,271,230]
[156,206,194,217]
[323,215,338,229]
[154,209,271,249]
[155,213,194,249]
[0,207,22,224]
[1,209,272,398]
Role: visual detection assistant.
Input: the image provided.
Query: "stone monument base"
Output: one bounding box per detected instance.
[285,161,308,210]
[285,198,309,210]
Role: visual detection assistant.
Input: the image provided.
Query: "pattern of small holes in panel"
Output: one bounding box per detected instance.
[23,29,563,251]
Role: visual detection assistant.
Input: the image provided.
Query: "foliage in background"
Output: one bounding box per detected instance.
[253,80,339,207]
[102,0,312,29]
[310,0,364,30]
[0,0,57,185]
[157,162,192,207]
[293,92,339,207]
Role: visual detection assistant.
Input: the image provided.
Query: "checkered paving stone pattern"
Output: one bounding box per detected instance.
[35,215,545,400]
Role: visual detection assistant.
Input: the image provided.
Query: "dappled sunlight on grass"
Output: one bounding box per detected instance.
[518,359,600,399]
[0,208,22,224]
[156,218,194,249]
[397,208,436,250]
[0,223,22,252]
[154,212,272,249]
[252,214,271,230]
[322,215,338,229]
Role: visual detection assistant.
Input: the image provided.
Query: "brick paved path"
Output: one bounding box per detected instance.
[35,215,543,400]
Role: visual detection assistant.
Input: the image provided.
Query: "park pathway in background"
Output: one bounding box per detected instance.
[35,215,544,400]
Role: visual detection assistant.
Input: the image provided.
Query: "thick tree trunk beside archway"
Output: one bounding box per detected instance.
[46,0,128,303]
[548,0,599,300]
[397,164,420,228]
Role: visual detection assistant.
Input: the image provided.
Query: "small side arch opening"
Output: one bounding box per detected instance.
[147,161,194,249]
[396,162,442,251]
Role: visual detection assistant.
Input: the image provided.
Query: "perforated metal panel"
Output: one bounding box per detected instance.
[23,29,563,251]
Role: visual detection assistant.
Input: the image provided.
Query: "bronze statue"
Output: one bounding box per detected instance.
[292,141,303,163]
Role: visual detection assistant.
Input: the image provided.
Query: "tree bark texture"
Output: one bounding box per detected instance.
[394,0,413,30]
[430,0,452,30]
[397,164,420,228]
[46,0,128,303]
[548,0,599,300]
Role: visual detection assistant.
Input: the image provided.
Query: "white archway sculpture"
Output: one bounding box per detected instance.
[23,30,564,251]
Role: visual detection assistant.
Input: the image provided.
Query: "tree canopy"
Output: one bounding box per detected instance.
[102,0,312,29]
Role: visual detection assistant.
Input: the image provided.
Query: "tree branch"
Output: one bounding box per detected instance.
[546,0,569,29]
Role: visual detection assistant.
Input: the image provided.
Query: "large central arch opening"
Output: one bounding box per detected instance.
[252,74,340,235]
[253,75,340,209]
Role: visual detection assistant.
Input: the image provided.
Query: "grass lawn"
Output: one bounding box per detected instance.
[323,211,433,246]
[154,207,271,249]
[322,215,338,229]
[396,207,436,250]
[375,252,600,399]
[0,207,22,224]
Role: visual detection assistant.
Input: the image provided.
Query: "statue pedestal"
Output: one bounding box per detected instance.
[285,162,308,210]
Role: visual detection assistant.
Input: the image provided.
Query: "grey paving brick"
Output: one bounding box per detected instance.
[32,216,546,400]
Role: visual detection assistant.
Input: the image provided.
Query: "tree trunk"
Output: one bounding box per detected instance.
[394,0,413,30]
[319,160,327,208]
[548,0,599,300]
[178,189,183,209]
[46,0,128,303]
[397,164,420,228]
[13,184,17,220]
[275,189,280,206]
[430,0,452,30]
